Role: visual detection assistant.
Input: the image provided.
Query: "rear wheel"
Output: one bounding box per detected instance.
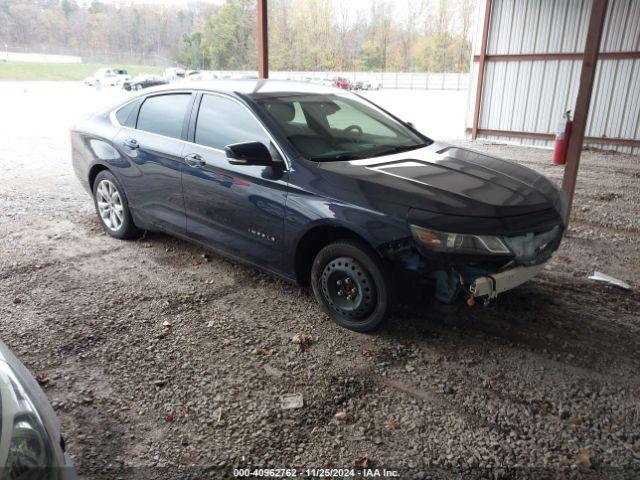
[92,170,141,239]
[311,240,392,332]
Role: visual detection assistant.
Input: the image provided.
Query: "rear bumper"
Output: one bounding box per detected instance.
[469,263,546,298]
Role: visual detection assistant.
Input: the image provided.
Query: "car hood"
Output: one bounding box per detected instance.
[314,143,566,224]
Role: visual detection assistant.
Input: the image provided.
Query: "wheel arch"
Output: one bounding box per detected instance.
[88,163,110,191]
[293,222,380,286]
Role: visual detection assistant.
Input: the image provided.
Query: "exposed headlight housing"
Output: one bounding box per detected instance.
[410,225,511,256]
[0,363,58,480]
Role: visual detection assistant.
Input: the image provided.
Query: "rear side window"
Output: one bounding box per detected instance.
[195,94,269,150]
[137,94,191,139]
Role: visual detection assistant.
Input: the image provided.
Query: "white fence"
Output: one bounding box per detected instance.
[209,70,470,91]
[1,52,82,64]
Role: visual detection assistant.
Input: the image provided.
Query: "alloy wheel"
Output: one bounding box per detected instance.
[96,179,124,231]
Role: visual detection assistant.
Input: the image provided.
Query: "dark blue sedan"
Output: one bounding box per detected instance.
[71,81,566,331]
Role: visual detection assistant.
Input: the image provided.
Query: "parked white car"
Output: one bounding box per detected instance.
[163,67,186,81]
[83,68,131,87]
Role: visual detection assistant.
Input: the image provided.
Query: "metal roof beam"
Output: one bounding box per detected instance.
[257,0,268,79]
[471,0,492,140]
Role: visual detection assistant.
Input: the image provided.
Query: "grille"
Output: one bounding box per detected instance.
[503,225,562,266]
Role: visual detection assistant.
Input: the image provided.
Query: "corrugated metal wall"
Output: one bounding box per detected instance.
[467,0,640,154]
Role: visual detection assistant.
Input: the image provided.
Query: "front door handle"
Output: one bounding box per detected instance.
[123,138,139,149]
[184,153,205,168]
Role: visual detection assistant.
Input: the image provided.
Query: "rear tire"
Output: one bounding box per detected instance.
[92,170,141,239]
[311,240,392,332]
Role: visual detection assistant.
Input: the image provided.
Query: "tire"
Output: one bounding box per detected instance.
[311,240,393,332]
[92,170,141,239]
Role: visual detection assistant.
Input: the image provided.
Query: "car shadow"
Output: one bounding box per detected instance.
[80,216,639,377]
[382,276,640,377]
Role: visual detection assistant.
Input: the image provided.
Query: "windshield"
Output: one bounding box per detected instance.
[254,93,431,161]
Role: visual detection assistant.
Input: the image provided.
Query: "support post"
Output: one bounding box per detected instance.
[257,0,268,79]
[561,0,608,224]
[471,0,492,140]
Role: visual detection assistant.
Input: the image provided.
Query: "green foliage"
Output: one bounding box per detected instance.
[0,62,162,81]
[176,32,204,70]
[202,0,256,70]
[0,0,475,73]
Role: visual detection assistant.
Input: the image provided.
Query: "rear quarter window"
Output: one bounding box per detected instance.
[136,93,191,139]
[115,101,137,126]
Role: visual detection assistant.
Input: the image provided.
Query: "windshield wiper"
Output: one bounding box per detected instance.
[373,143,427,157]
[310,153,363,162]
[310,144,427,162]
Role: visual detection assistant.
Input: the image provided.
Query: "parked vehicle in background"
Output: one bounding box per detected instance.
[70,80,566,332]
[0,340,78,479]
[123,74,169,91]
[370,78,382,90]
[83,68,130,87]
[163,67,186,81]
[321,78,334,87]
[185,70,203,81]
[203,72,221,81]
[354,80,371,90]
[332,77,351,89]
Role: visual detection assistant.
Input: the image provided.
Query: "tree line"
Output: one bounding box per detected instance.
[0,0,476,73]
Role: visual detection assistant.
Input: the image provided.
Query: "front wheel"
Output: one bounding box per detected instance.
[311,240,392,332]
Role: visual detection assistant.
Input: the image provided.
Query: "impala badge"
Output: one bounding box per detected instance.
[249,228,276,243]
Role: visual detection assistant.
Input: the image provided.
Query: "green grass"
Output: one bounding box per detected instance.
[0,62,163,81]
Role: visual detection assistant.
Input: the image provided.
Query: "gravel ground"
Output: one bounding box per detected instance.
[0,83,639,479]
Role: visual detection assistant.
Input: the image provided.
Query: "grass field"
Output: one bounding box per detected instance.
[0,62,163,81]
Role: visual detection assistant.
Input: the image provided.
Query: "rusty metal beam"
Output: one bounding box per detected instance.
[468,128,555,141]
[466,128,640,148]
[257,0,268,79]
[471,0,492,140]
[472,51,640,62]
[562,0,609,224]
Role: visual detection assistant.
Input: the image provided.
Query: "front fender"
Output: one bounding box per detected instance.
[282,192,410,277]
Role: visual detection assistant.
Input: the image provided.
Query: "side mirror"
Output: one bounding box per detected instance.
[225,141,275,167]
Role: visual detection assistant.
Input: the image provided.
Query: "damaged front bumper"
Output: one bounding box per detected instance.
[384,224,563,304]
[469,263,546,299]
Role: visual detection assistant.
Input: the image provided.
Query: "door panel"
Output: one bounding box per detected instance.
[115,129,186,234]
[182,93,288,272]
[182,145,288,271]
[113,92,193,234]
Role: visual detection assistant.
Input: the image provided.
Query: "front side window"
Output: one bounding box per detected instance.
[255,93,430,161]
[195,94,270,150]
[136,93,191,139]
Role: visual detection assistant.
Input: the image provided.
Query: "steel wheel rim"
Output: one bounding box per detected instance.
[320,256,376,320]
[96,179,124,232]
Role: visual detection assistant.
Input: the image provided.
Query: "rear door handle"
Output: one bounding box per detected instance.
[123,138,139,149]
[184,153,205,168]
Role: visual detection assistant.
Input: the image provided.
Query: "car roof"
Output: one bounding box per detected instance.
[143,79,346,98]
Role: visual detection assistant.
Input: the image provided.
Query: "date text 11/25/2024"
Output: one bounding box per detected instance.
[233,468,401,477]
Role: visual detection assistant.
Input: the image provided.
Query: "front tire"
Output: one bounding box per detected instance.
[311,240,392,332]
[92,170,140,239]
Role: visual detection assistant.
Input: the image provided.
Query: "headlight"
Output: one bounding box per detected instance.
[1,363,57,480]
[410,225,511,256]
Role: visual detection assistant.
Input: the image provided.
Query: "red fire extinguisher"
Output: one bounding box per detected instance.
[553,110,573,165]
